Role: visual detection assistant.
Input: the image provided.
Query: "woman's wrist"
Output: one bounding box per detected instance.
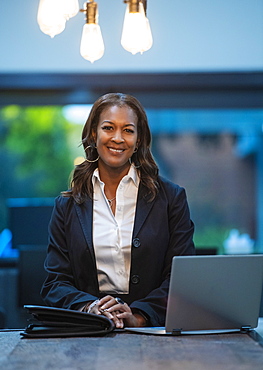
[132,309,149,327]
[133,313,147,327]
[79,301,94,312]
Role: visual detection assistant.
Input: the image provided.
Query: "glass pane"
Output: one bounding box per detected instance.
[1,105,262,255]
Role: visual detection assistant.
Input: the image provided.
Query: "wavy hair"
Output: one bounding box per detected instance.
[63,93,159,203]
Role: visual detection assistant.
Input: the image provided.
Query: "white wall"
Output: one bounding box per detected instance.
[0,0,263,73]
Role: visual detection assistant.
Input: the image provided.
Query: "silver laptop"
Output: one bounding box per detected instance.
[126,254,263,335]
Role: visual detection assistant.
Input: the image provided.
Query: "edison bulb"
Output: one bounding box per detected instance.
[63,0,79,20]
[141,17,153,53]
[37,0,66,38]
[121,2,152,55]
[80,23,105,63]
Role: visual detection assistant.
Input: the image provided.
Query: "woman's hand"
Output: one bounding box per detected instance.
[98,295,147,328]
[86,297,124,329]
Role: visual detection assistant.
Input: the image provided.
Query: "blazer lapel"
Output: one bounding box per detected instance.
[74,198,96,266]
[133,184,155,237]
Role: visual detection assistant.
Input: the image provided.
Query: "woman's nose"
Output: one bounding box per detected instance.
[112,130,124,143]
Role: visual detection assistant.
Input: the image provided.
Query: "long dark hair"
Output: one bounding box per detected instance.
[63,93,159,203]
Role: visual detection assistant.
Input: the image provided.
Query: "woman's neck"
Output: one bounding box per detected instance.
[97,162,130,188]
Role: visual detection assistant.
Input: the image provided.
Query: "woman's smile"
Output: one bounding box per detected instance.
[108,147,125,153]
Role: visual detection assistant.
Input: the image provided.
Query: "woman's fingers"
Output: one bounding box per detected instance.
[98,296,127,312]
[109,311,124,329]
[85,297,124,328]
[97,296,125,328]
[99,308,124,328]
[105,302,129,314]
[89,295,146,327]
[98,296,119,310]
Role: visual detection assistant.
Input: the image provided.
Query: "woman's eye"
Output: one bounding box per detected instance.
[124,128,134,134]
[101,126,113,131]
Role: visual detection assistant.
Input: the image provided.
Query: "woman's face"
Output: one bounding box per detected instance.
[94,105,138,171]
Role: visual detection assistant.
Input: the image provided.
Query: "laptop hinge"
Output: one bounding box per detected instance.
[172,328,182,336]
[240,325,252,333]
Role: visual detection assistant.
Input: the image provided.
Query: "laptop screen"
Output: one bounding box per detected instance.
[166,255,263,333]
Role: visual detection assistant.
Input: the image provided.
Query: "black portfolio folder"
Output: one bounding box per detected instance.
[21,305,115,338]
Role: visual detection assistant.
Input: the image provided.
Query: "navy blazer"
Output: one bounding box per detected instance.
[41,176,195,326]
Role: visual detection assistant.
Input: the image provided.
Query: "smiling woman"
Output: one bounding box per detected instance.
[41,92,195,329]
[94,105,138,176]
[66,92,158,204]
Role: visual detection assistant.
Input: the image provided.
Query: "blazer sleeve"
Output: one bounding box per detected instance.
[130,179,195,326]
[41,196,99,309]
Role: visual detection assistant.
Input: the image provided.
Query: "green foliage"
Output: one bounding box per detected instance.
[194,226,234,254]
[0,106,79,231]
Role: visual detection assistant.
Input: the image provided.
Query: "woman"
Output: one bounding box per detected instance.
[41,93,195,328]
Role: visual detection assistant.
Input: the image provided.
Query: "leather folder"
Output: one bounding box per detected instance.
[21,305,115,338]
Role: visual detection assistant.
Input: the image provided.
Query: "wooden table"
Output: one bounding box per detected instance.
[0,329,263,370]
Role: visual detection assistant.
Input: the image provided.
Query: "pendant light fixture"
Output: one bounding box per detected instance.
[37,0,153,62]
[80,1,105,63]
[121,0,153,55]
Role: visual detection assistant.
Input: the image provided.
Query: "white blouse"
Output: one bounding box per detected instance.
[92,165,140,294]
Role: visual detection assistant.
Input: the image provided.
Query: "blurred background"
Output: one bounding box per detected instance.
[0,0,263,327]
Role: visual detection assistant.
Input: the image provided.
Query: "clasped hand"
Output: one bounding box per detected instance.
[87,295,144,328]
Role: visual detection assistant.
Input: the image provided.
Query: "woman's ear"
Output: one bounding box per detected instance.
[91,131,97,144]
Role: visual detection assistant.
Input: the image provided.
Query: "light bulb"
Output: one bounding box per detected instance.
[63,0,80,20]
[80,23,105,63]
[121,2,153,55]
[141,16,153,53]
[80,1,105,63]
[37,0,66,38]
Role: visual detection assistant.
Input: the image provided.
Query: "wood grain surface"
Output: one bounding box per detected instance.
[0,330,263,370]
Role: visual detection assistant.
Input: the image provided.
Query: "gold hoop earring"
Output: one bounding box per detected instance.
[129,157,141,169]
[84,145,99,163]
